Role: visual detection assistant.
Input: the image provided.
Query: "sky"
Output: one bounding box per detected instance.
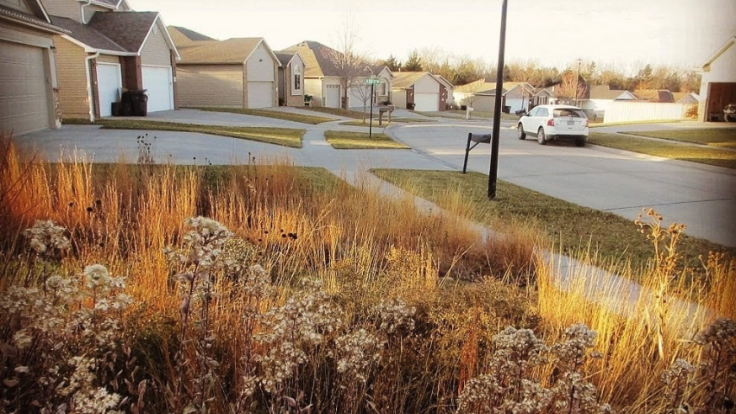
[128,0,736,72]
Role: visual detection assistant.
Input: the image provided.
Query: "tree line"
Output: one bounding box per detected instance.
[377,49,701,93]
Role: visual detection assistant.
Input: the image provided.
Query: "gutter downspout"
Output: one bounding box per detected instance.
[81,0,93,24]
[85,51,99,122]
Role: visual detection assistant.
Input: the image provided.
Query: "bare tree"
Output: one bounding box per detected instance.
[327,15,368,109]
[351,80,375,122]
[555,72,588,105]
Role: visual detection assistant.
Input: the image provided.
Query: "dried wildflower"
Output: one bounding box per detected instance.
[334,328,383,383]
[23,220,71,257]
[552,323,598,369]
[373,298,416,334]
[661,359,696,412]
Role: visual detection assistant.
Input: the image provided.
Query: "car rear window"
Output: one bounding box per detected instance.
[553,109,586,118]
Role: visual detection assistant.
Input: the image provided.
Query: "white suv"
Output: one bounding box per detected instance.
[517,105,589,147]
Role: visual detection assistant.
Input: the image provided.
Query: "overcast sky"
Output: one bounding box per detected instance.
[128,0,735,72]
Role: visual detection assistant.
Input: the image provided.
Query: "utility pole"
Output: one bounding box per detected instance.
[488,0,508,200]
[575,58,582,107]
[369,82,375,139]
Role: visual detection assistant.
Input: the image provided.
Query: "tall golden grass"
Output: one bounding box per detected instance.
[1,135,733,413]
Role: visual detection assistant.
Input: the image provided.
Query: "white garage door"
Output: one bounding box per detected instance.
[247,81,274,108]
[325,84,340,108]
[142,66,174,112]
[96,63,121,117]
[0,41,50,135]
[348,85,370,108]
[414,93,439,112]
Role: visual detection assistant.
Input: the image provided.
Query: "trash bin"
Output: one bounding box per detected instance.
[129,89,148,117]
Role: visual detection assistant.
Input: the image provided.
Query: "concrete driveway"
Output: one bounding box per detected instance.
[389,121,736,247]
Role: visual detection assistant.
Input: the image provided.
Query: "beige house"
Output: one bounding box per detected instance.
[176,37,280,109]
[391,71,446,112]
[454,80,537,113]
[42,0,180,121]
[698,35,736,122]
[0,0,65,135]
[275,51,306,107]
[282,41,392,109]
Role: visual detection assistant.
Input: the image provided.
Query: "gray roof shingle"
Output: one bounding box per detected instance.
[51,16,127,52]
[0,4,66,33]
[87,11,158,53]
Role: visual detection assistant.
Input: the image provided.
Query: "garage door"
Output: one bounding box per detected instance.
[96,63,122,117]
[247,81,274,108]
[414,93,439,112]
[142,66,174,112]
[348,85,370,108]
[0,41,50,135]
[325,84,340,108]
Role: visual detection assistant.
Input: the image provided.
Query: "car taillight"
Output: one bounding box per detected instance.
[583,119,589,127]
[547,119,555,126]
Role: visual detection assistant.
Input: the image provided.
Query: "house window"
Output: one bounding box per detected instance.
[379,82,387,96]
[293,65,302,93]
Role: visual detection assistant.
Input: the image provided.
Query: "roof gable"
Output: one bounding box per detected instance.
[168,25,215,49]
[634,89,675,103]
[700,35,736,70]
[52,15,127,52]
[180,37,278,65]
[392,72,437,89]
[87,11,157,52]
[0,0,65,33]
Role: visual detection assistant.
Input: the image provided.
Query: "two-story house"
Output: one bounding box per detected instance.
[1,0,66,135]
[41,0,179,121]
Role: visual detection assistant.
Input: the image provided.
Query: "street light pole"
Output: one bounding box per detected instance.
[369,82,374,139]
[488,0,508,200]
[575,58,582,107]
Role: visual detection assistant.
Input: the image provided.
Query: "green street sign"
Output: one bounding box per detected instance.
[365,78,380,85]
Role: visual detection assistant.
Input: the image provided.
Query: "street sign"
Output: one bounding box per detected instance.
[365,78,380,85]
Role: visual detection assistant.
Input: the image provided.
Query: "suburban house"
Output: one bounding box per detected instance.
[698,35,736,122]
[42,0,180,121]
[434,75,455,108]
[275,50,306,107]
[673,92,700,104]
[175,37,280,109]
[634,89,676,103]
[282,41,392,109]
[532,88,554,107]
[391,71,446,112]
[578,85,637,117]
[1,0,66,135]
[454,79,534,113]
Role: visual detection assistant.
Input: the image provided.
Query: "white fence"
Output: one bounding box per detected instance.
[605,102,695,123]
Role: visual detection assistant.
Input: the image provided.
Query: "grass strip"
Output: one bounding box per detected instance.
[588,132,736,169]
[370,169,735,272]
[589,119,682,128]
[624,128,736,148]
[301,107,367,119]
[190,107,334,125]
[95,119,305,148]
[324,131,409,149]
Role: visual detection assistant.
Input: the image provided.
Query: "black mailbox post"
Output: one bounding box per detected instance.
[462,133,493,174]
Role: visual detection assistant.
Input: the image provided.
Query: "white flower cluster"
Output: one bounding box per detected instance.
[373,298,416,334]
[457,324,612,414]
[23,220,71,256]
[58,356,123,414]
[179,216,233,269]
[661,358,696,410]
[552,323,599,368]
[334,328,383,383]
[256,280,342,392]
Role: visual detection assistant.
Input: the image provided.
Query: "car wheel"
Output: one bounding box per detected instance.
[575,138,586,147]
[517,124,526,140]
[537,128,547,145]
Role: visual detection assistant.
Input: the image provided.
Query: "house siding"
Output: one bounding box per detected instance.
[140,24,171,66]
[285,61,304,107]
[177,64,243,107]
[83,4,107,23]
[40,0,82,22]
[699,41,736,121]
[54,36,91,120]
[413,75,439,94]
[246,42,275,81]
[97,54,120,64]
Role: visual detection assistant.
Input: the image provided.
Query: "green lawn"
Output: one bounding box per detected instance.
[588,132,736,169]
[96,119,305,148]
[189,107,335,125]
[370,169,735,272]
[423,110,521,121]
[323,131,409,149]
[624,128,736,148]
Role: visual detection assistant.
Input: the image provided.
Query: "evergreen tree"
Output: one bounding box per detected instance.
[403,50,423,71]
